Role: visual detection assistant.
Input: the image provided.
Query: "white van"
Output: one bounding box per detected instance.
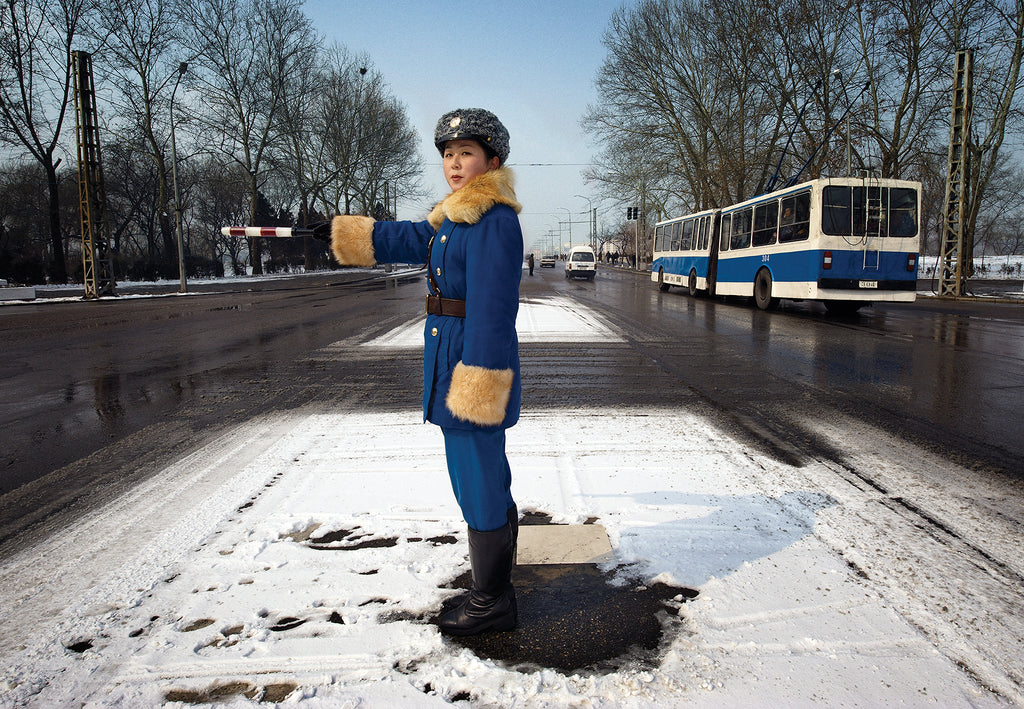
[564,245,597,281]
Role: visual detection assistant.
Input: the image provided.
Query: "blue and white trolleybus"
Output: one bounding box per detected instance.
[652,176,920,313]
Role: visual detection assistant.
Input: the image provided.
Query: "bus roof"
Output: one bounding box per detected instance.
[725,176,922,213]
[655,207,717,228]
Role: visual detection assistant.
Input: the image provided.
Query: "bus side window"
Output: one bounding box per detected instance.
[681,219,694,251]
[822,186,851,236]
[731,208,752,249]
[753,201,778,247]
[720,214,732,251]
[698,216,708,251]
[670,222,681,251]
[779,192,810,242]
[655,225,665,252]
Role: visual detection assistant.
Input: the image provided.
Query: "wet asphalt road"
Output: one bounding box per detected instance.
[2,266,1023,556]
[553,268,1024,480]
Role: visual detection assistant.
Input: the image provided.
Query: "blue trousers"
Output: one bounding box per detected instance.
[441,427,515,532]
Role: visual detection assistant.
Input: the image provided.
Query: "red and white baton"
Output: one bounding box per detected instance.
[220,226,316,238]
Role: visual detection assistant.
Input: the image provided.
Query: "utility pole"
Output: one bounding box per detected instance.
[939,49,974,297]
[72,51,116,299]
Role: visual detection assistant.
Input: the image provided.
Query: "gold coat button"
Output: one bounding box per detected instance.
[431,327,438,336]
[440,234,447,243]
[435,267,441,276]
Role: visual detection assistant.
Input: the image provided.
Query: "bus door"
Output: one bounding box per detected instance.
[706,211,722,295]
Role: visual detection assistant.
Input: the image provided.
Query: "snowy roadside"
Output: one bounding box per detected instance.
[0,297,1018,707]
[0,268,425,306]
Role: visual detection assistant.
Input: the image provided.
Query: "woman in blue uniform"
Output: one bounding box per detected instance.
[328,108,522,636]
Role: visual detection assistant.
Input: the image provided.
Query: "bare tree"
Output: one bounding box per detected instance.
[312,56,423,219]
[850,0,950,179]
[191,155,249,275]
[89,0,190,278]
[1,1,426,280]
[350,89,423,219]
[937,0,1024,264]
[584,0,1024,238]
[0,159,51,283]
[101,134,163,273]
[971,156,1024,257]
[181,0,319,274]
[266,36,328,268]
[0,0,96,283]
[584,0,853,216]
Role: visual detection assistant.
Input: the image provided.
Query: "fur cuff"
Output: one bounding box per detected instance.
[330,215,376,267]
[446,362,514,426]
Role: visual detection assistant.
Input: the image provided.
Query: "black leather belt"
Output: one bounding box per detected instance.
[426,295,465,317]
[424,233,465,317]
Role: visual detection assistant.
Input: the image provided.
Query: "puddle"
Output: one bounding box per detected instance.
[437,563,696,674]
[435,511,698,674]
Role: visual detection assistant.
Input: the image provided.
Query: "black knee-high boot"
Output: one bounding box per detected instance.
[439,506,518,636]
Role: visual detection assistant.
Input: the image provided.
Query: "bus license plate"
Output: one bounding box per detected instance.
[859,280,878,289]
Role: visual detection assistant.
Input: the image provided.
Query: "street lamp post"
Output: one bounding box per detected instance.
[575,194,594,249]
[169,61,188,293]
[559,207,572,252]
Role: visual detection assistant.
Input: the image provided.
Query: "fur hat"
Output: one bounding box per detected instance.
[434,108,510,164]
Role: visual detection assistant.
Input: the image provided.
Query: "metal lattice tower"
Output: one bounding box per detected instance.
[72,50,116,299]
[938,49,974,297]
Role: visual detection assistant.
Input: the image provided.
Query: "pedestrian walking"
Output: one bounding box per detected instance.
[528,253,535,276]
[326,108,522,636]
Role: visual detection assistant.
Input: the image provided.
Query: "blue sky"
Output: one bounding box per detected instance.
[302,0,628,252]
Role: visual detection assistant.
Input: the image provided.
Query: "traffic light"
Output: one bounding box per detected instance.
[626,207,637,220]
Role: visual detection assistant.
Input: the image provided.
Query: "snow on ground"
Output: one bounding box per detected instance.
[0,293,1018,707]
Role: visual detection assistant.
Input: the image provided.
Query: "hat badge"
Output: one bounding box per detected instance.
[449,116,461,128]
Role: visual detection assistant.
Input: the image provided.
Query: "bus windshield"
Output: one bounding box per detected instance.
[821,185,918,238]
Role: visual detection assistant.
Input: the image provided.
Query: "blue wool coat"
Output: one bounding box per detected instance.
[369,185,523,431]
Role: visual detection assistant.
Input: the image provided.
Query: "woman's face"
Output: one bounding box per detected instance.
[443,139,499,191]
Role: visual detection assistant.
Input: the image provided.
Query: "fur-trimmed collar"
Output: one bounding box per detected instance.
[427,166,521,229]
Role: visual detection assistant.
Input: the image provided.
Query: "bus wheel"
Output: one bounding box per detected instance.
[754,269,780,311]
[688,269,698,297]
[658,269,670,292]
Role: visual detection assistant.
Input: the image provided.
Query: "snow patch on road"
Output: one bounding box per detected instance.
[0,407,1007,706]
[362,295,624,348]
